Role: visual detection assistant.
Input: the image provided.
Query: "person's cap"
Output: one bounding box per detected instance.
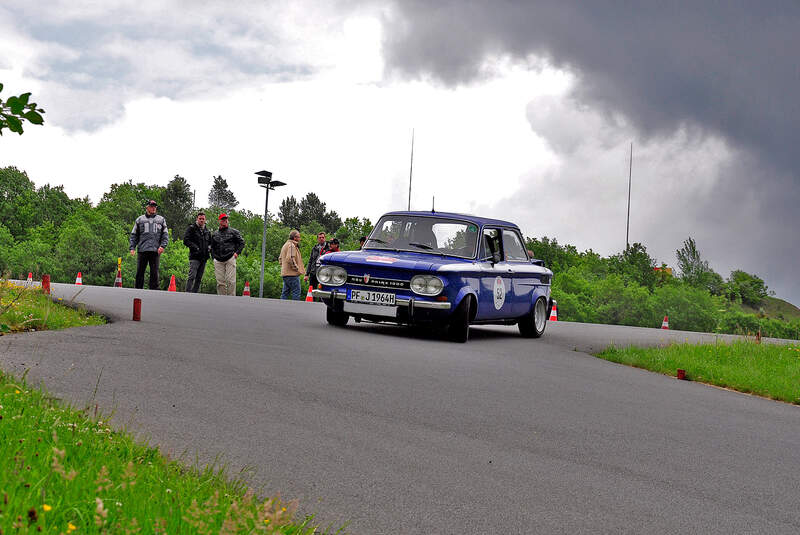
[218,213,228,220]
[146,200,158,207]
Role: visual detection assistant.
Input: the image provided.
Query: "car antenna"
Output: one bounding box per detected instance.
[431,195,435,213]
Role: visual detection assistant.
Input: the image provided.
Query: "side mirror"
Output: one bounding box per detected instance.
[530,258,544,266]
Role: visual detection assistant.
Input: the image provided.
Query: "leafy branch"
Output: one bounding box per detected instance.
[0,83,46,135]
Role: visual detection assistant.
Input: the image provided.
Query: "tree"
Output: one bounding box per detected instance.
[0,83,45,135]
[298,192,326,227]
[320,210,343,234]
[97,180,164,228]
[296,192,342,233]
[608,242,656,290]
[208,175,238,211]
[0,166,37,239]
[278,196,301,229]
[675,237,725,295]
[676,237,709,284]
[725,270,769,307]
[161,175,194,239]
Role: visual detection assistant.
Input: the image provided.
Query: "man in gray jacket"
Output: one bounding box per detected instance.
[129,200,169,289]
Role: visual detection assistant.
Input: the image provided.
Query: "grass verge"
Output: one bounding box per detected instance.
[0,369,331,534]
[597,340,800,404]
[0,280,105,334]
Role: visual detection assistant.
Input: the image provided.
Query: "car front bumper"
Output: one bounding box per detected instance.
[312,289,451,310]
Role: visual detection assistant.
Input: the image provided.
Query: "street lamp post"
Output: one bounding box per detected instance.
[256,170,286,298]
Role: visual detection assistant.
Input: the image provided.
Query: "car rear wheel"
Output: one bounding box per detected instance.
[519,296,547,338]
[326,307,350,327]
[448,295,472,343]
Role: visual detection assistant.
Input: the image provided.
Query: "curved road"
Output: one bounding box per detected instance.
[2,283,799,534]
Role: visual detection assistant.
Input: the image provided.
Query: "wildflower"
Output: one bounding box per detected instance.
[264,519,270,525]
[43,504,52,512]
[67,522,77,532]
[15,389,20,394]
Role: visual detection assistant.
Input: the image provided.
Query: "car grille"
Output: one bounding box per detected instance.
[346,274,410,290]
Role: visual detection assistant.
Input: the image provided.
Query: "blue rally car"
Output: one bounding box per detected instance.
[312,211,554,342]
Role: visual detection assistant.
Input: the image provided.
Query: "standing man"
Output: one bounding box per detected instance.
[129,200,169,290]
[210,213,245,296]
[279,229,305,300]
[304,231,326,292]
[323,238,340,254]
[183,211,211,293]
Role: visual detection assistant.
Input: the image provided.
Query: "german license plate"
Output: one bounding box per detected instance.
[349,289,396,306]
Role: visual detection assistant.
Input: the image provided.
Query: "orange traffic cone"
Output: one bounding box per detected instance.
[661,315,669,329]
[168,275,177,292]
[549,301,558,321]
[305,286,314,302]
[114,268,122,287]
[242,281,251,297]
[75,272,83,285]
[26,272,33,285]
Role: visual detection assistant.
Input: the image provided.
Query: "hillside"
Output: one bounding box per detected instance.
[741,296,800,320]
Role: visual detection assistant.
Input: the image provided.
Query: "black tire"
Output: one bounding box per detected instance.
[519,296,547,338]
[326,307,349,327]
[448,295,472,343]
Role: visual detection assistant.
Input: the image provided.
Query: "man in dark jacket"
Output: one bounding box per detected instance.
[129,200,169,290]
[210,213,245,296]
[304,232,327,293]
[183,211,211,293]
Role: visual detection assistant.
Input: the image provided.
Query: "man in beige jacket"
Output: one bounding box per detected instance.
[279,229,305,300]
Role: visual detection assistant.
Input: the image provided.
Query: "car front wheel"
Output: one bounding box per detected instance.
[326,307,350,327]
[519,296,547,338]
[448,295,472,343]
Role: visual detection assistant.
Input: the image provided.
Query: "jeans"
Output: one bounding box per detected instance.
[281,275,301,300]
[135,251,160,290]
[186,258,207,293]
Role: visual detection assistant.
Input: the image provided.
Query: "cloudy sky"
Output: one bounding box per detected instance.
[1,1,798,306]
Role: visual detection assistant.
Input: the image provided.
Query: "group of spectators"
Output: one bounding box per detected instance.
[129,200,363,299]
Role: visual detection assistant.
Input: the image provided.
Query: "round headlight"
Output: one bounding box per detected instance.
[317,266,333,284]
[411,276,428,294]
[410,275,444,296]
[331,267,347,285]
[426,277,444,294]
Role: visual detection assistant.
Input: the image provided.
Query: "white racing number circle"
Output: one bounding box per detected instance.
[493,276,506,310]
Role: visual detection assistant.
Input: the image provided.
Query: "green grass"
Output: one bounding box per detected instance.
[597,341,800,404]
[0,369,331,534]
[0,280,105,334]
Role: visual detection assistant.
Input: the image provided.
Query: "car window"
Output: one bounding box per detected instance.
[366,216,478,258]
[502,230,528,261]
[482,228,502,260]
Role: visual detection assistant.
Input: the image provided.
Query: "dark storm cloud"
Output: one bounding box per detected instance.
[383,1,800,172]
[381,0,800,305]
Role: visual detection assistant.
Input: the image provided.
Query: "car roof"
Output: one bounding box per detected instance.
[382,211,520,229]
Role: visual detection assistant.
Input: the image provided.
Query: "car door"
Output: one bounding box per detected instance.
[501,228,535,316]
[476,227,516,320]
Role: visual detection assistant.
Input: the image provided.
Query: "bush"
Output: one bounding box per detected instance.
[650,283,722,332]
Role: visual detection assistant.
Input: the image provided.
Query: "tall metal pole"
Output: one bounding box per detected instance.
[625,142,633,250]
[259,186,269,298]
[407,129,415,210]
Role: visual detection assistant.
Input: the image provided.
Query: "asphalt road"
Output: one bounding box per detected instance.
[2,283,799,534]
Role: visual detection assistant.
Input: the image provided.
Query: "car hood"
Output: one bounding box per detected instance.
[319,250,470,272]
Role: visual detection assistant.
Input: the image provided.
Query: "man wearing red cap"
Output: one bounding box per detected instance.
[210,213,245,295]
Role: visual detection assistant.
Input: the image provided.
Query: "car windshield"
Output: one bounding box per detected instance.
[365,216,480,259]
